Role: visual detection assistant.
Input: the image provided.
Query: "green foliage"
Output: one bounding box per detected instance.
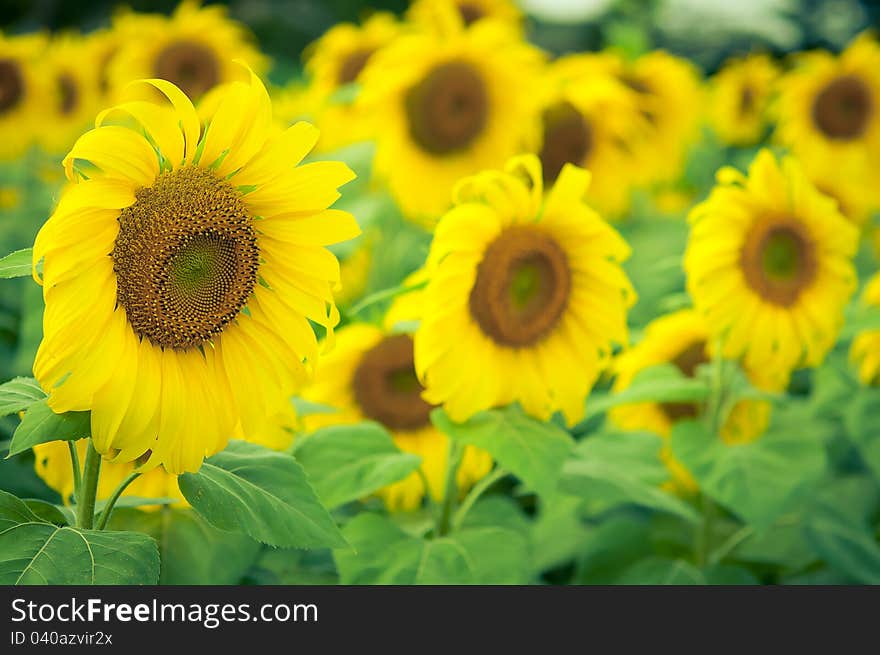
[0,248,34,279]
[0,377,45,416]
[7,400,91,457]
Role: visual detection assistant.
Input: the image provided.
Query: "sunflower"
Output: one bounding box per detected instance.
[708,53,778,146]
[851,273,880,385]
[806,160,879,226]
[531,54,651,217]
[358,12,544,222]
[685,149,858,388]
[0,32,47,160]
[38,33,101,155]
[414,155,634,424]
[32,67,358,474]
[611,309,771,493]
[408,0,524,32]
[106,0,268,102]
[775,32,880,184]
[302,323,492,512]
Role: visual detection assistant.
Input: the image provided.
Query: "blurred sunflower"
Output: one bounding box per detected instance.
[303,12,401,151]
[39,34,101,154]
[358,12,544,222]
[415,155,634,424]
[302,323,492,512]
[0,32,47,160]
[685,149,858,388]
[807,161,879,226]
[531,54,650,217]
[611,309,771,493]
[708,53,778,146]
[851,273,880,385]
[408,0,524,32]
[106,0,268,101]
[33,68,358,474]
[335,241,373,307]
[776,32,880,183]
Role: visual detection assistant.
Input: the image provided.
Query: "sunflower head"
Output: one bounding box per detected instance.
[407,0,524,33]
[708,53,779,146]
[0,31,48,159]
[851,273,880,386]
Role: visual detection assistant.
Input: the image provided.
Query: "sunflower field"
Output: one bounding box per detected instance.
[0,0,879,588]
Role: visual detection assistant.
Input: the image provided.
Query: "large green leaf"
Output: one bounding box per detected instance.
[560,431,699,523]
[432,406,573,497]
[574,516,655,584]
[0,377,45,418]
[7,400,91,457]
[178,440,345,549]
[803,506,880,584]
[0,248,33,279]
[844,388,880,480]
[616,557,706,585]
[295,422,421,509]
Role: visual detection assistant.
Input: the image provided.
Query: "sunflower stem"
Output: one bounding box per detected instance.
[695,339,726,568]
[67,441,82,505]
[95,472,141,531]
[75,440,102,530]
[451,467,508,533]
[436,441,464,537]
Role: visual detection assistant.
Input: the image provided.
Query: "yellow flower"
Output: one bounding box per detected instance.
[851,273,880,385]
[415,155,635,424]
[807,161,879,226]
[611,309,771,493]
[106,0,268,101]
[531,54,651,217]
[302,323,492,512]
[335,241,372,307]
[685,149,858,389]
[708,53,778,146]
[776,32,880,185]
[0,31,48,160]
[33,68,358,474]
[408,0,524,32]
[358,13,544,222]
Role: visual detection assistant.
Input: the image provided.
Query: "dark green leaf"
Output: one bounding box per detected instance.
[804,506,880,584]
[616,557,706,585]
[7,400,90,458]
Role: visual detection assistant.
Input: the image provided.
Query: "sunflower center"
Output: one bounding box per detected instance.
[739,85,755,115]
[539,101,592,185]
[457,2,484,24]
[112,166,259,350]
[811,74,873,140]
[352,334,434,431]
[660,340,708,421]
[0,58,24,114]
[740,218,817,306]
[153,40,220,99]
[337,47,375,85]
[469,226,571,347]
[57,72,78,115]
[405,60,488,155]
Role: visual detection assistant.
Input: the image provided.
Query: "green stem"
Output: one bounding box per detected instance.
[695,340,726,567]
[451,467,507,533]
[67,441,82,504]
[95,472,141,531]
[709,525,755,566]
[436,441,464,537]
[75,440,102,530]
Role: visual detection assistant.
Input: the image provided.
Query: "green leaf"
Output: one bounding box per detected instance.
[94,496,180,512]
[295,422,421,508]
[560,431,700,524]
[844,388,880,480]
[24,499,72,526]
[804,506,880,584]
[109,508,261,585]
[248,548,339,585]
[531,496,591,575]
[616,557,706,585]
[0,377,45,418]
[575,516,655,584]
[431,405,573,497]
[0,248,33,279]
[670,419,826,527]
[703,564,759,585]
[7,400,91,458]
[178,440,346,549]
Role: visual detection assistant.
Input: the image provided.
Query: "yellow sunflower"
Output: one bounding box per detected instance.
[302,323,492,512]
[685,149,858,389]
[408,0,524,32]
[415,155,635,424]
[358,12,544,222]
[32,67,358,474]
[708,53,779,146]
[531,54,651,217]
[38,33,101,155]
[806,160,879,226]
[775,32,880,184]
[106,0,269,101]
[611,309,772,493]
[0,31,47,160]
[851,273,880,385]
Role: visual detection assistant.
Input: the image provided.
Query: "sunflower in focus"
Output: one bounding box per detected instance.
[776,32,880,185]
[0,32,47,160]
[851,273,880,385]
[611,309,772,493]
[685,149,858,389]
[408,0,523,32]
[302,323,492,512]
[38,34,101,154]
[532,54,651,217]
[708,53,778,146]
[358,12,544,222]
[33,68,358,474]
[415,155,635,424]
[106,0,268,101]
